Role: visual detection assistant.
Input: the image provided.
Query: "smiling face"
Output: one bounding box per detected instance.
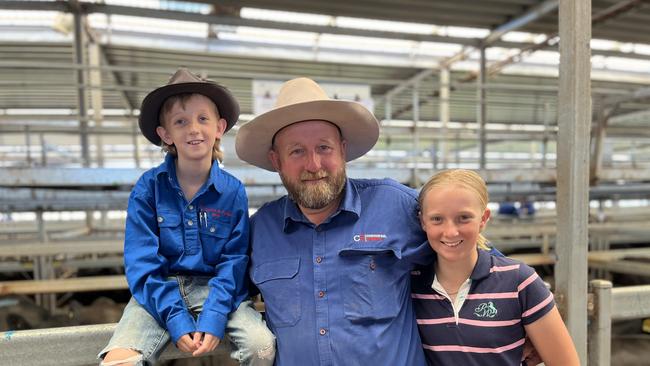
[156,93,226,163]
[268,120,347,210]
[420,184,490,265]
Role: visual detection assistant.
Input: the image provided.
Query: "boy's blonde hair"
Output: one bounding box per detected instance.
[158,93,224,162]
[418,169,490,250]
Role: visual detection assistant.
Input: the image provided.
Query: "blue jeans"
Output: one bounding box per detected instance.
[98,275,275,366]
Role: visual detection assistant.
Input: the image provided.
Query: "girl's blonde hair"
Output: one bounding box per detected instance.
[158,93,224,162]
[418,169,490,250]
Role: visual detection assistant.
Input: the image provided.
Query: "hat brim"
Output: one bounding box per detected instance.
[235,99,379,171]
[139,82,240,145]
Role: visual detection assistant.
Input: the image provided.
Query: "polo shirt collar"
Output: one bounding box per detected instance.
[469,247,492,281]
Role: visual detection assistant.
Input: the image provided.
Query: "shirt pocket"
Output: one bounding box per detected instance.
[252,257,301,328]
[338,246,403,323]
[157,211,183,256]
[199,215,232,265]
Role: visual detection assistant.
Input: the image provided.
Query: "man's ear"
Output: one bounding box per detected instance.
[156,126,172,145]
[268,149,281,171]
[340,139,347,161]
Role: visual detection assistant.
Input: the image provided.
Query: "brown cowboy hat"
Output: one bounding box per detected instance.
[235,77,379,171]
[138,68,240,145]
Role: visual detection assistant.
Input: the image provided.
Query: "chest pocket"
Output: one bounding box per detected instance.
[157,211,183,256]
[339,246,403,323]
[252,257,301,328]
[199,215,232,265]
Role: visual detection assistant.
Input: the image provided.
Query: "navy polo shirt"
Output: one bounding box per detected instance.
[411,248,555,365]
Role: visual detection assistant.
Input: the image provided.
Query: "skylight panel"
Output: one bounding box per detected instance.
[335,17,435,34]
[440,26,489,39]
[220,27,317,47]
[240,7,332,26]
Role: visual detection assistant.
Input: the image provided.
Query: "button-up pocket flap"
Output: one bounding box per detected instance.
[200,216,231,238]
[157,211,181,228]
[252,257,300,285]
[338,246,402,259]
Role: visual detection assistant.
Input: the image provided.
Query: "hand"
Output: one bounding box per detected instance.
[522,337,542,366]
[192,332,221,357]
[176,333,199,353]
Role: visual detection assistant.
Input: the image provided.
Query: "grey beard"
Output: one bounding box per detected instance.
[280,168,346,209]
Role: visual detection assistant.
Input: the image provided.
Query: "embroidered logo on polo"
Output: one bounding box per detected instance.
[353,234,387,242]
[474,301,498,318]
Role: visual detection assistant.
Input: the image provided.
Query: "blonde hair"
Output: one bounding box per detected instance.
[418,169,490,250]
[158,93,224,162]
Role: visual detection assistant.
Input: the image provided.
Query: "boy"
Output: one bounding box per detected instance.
[99,69,275,366]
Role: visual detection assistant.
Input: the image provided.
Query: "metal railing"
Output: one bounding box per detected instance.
[0,324,231,366]
[588,280,650,366]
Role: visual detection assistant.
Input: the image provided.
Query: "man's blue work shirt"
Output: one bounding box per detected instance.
[124,154,249,343]
[250,178,433,366]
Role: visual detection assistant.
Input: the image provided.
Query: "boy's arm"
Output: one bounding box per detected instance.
[196,185,249,339]
[124,189,196,344]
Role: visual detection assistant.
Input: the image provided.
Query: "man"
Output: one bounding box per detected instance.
[235,77,432,366]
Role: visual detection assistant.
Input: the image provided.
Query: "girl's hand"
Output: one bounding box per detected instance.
[192,332,221,356]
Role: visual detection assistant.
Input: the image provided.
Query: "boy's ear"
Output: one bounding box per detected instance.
[216,118,227,136]
[156,126,172,145]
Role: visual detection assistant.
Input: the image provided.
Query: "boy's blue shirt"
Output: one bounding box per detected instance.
[124,154,249,343]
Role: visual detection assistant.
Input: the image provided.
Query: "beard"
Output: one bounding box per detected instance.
[280,166,347,210]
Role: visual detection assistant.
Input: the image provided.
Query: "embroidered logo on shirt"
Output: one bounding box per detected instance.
[474,302,498,318]
[199,206,232,217]
[353,234,387,242]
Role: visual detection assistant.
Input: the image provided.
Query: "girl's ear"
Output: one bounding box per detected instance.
[419,210,426,231]
[479,208,491,230]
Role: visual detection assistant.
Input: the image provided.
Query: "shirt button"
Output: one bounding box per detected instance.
[318,291,325,298]
[177,191,183,196]
[188,220,194,226]
[369,262,376,270]
[157,216,164,223]
[188,205,194,210]
[210,227,216,233]
[315,256,322,264]
[319,328,326,336]
[315,226,322,232]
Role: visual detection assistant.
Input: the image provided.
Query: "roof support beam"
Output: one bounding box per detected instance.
[383,0,559,116]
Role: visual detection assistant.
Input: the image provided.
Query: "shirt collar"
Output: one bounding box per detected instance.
[425,246,492,283]
[469,247,492,281]
[282,178,361,232]
[155,154,223,194]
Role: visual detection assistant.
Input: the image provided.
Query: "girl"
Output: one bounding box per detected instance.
[411,169,579,366]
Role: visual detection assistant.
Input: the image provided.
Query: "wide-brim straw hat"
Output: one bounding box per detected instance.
[235,77,379,171]
[138,68,240,145]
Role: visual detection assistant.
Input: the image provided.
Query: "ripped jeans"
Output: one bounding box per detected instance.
[98,276,275,366]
